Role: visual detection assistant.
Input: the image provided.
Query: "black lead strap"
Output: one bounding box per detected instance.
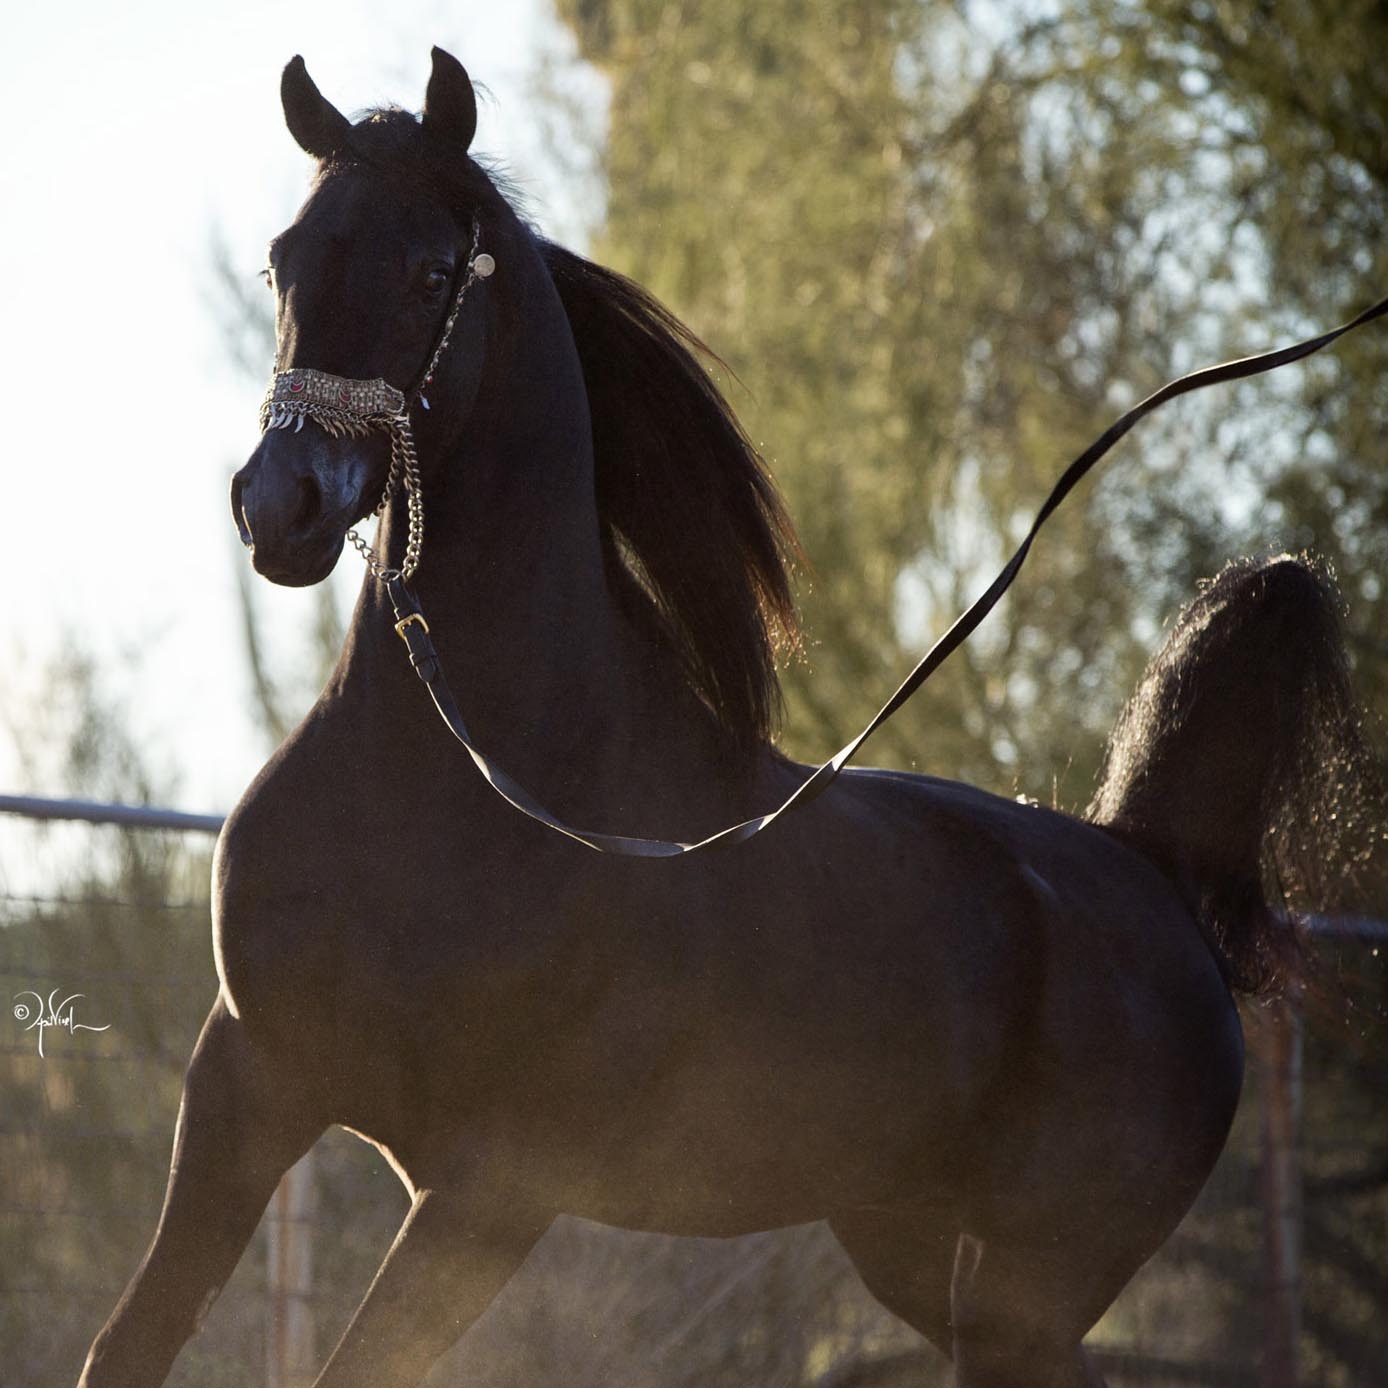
[388,292,1388,857]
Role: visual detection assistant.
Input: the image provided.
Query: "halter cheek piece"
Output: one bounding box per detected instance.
[257,219,496,583]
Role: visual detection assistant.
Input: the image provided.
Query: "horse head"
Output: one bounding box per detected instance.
[232,48,498,586]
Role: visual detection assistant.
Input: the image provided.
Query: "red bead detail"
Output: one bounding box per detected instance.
[290,379,304,392]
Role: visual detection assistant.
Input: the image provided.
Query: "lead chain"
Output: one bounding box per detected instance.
[346,415,424,582]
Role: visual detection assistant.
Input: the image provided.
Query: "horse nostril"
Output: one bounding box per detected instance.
[231,473,253,547]
[288,474,323,538]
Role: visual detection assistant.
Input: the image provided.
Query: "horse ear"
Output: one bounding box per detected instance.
[422,46,477,151]
[281,55,353,160]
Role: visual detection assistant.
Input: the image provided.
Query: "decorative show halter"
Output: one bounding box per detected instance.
[258,219,496,585]
[256,222,1388,859]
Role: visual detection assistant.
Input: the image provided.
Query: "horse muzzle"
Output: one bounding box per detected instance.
[232,428,383,586]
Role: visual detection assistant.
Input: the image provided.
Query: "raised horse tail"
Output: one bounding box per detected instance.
[1088,554,1377,994]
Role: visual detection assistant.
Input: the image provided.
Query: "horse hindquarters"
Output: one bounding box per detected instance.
[820,838,1233,1388]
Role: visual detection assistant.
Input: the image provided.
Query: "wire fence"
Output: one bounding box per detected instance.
[1,799,1384,1388]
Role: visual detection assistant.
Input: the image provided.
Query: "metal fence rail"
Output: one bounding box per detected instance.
[0,794,226,836]
[1,795,1384,1388]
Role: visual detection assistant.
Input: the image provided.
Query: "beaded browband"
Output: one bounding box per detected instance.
[256,220,495,581]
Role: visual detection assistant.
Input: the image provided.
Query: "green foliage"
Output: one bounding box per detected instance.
[1019,0,1388,735]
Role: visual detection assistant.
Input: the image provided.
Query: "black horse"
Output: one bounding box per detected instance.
[80,50,1367,1388]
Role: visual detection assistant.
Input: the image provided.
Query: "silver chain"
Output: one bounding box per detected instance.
[345,414,424,581]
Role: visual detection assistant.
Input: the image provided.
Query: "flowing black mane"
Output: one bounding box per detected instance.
[543,244,801,752]
[316,108,800,752]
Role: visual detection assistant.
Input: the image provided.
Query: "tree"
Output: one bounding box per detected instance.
[1013,0,1388,738]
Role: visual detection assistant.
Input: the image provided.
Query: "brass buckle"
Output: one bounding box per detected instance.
[394,612,430,643]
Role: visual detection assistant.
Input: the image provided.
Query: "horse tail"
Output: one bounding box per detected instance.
[1088,553,1379,995]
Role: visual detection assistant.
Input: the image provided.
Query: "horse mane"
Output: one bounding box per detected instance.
[325,110,801,750]
[542,243,801,753]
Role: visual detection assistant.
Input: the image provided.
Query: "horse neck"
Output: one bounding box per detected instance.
[341,253,642,789]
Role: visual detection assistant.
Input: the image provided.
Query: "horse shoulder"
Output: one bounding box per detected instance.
[210,703,400,1033]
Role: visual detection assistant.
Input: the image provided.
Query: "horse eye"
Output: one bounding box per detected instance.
[260,267,273,289]
[424,268,451,296]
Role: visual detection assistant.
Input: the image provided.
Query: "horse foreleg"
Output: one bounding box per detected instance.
[78,998,322,1388]
[312,1185,551,1388]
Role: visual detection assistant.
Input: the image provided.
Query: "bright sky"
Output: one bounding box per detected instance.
[1,0,604,812]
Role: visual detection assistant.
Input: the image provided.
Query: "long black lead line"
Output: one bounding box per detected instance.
[387,292,1388,856]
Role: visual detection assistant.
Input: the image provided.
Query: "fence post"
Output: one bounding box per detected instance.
[1259,993,1302,1388]
[266,1148,317,1388]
